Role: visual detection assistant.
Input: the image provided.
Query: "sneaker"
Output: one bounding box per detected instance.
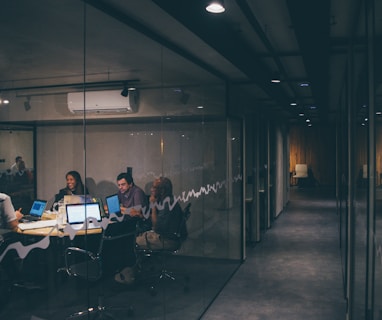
[114,266,136,285]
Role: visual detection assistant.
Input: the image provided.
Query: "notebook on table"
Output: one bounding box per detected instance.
[66,202,102,230]
[105,194,121,216]
[21,200,47,222]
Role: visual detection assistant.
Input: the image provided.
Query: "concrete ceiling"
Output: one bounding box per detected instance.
[0,0,380,124]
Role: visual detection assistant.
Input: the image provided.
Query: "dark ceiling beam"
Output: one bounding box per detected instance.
[83,0,227,81]
[286,0,331,122]
[235,0,300,102]
[152,0,293,116]
[0,79,140,94]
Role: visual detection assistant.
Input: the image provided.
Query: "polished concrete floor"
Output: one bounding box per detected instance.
[0,186,346,319]
[201,187,346,320]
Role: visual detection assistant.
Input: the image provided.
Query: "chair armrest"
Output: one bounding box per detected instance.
[65,246,98,261]
[62,246,101,280]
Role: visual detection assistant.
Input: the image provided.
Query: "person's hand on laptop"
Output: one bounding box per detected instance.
[16,208,23,220]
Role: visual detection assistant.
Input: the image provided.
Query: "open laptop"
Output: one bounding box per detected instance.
[105,194,121,216]
[21,200,47,222]
[64,194,93,205]
[66,202,102,230]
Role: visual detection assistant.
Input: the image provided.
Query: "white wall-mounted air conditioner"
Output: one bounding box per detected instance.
[67,90,138,114]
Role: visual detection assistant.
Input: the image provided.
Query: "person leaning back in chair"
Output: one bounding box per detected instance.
[136,177,184,251]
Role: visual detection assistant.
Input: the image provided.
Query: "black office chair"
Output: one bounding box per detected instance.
[0,229,13,309]
[136,203,191,296]
[61,221,135,319]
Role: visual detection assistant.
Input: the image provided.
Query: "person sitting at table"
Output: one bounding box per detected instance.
[0,193,24,284]
[112,172,148,285]
[52,170,89,209]
[13,160,32,185]
[10,156,23,175]
[0,192,23,231]
[136,176,184,251]
[116,172,148,220]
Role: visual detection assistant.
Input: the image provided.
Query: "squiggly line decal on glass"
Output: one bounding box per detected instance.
[0,228,53,261]
[0,174,242,262]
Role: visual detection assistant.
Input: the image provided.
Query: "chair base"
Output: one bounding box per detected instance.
[136,253,190,296]
[147,270,190,296]
[66,296,134,320]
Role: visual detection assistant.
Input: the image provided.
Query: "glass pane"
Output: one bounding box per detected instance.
[0,2,242,319]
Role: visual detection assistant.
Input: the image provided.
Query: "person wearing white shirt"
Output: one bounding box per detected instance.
[10,156,23,175]
[0,193,23,231]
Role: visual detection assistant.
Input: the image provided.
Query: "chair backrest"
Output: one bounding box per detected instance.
[64,220,136,280]
[294,164,308,178]
[100,220,136,251]
[178,203,191,242]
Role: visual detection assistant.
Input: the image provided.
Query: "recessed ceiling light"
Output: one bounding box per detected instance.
[206,1,225,13]
[299,82,310,87]
[290,102,297,106]
[271,72,281,83]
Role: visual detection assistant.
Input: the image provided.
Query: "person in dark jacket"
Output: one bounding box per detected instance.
[52,170,89,208]
[136,177,184,251]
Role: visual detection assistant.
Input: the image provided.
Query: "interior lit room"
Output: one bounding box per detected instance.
[0,1,381,319]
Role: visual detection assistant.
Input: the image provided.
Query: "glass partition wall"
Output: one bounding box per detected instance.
[337,0,382,319]
[0,1,242,319]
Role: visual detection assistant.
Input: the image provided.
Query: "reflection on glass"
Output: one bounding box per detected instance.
[0,127,35,214]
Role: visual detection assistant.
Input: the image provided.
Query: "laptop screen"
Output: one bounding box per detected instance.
[29,200,47,217]
[105,194,121,215]
[64,194,93,205]
[66,202,102,224]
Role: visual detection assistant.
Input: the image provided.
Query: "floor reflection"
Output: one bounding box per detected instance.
[0,255,239,320]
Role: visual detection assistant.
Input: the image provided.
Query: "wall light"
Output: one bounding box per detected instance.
[0,97,10,105]
[121,83,137,97]
[24,96,31,111]
[206,0,225,13]
[121,85,129,97]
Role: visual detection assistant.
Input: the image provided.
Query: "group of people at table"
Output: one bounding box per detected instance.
[0,170,186,285]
